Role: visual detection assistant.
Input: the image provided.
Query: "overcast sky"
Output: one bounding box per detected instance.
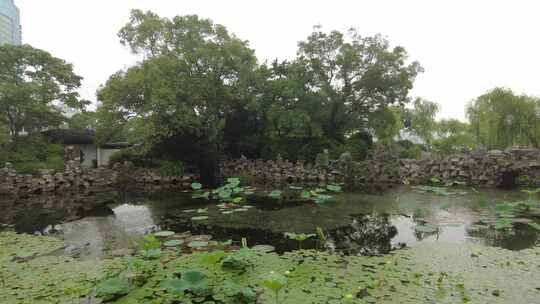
[16,0,540,120]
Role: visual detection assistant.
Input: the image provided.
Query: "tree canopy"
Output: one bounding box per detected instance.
[466,88,540,149]
[0,44,87,143]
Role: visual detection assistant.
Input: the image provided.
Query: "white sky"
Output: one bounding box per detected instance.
[16,0,540,120]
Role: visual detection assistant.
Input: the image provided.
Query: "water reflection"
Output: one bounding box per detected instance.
[0,186,539,259]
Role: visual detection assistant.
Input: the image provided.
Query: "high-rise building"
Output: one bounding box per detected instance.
[0,0,21,45]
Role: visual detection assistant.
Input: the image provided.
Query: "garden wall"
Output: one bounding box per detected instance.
[0,161,197,196]
[3,148,540,196]
[221,149,540,188]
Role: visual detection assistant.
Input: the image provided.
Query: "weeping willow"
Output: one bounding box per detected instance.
[466,88,540,149]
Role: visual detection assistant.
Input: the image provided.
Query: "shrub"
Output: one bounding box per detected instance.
[0,135,64,174]
[108,149,153,167]
[159,160,185,176]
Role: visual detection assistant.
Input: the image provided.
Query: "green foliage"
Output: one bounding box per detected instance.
[223,281,256,303]
[159,160,184,176]
[396,139,424,159]
[96,278,131,301]
[160,270,210,297]
[402,98,440,149]
[314,194,334,204]
[369,107,403,146]
[258,271,287,303]
[5,231,540,304]
[0,45,87,142]
[96,11,421,168]
[221,249,254,271]
[269,190,283,199]
[138,234,162,259]
[68,111,97,131]
[0,135,64,174]
[192,177,252,203]
[467,87,540,149]
[433,119,474,153]
[494,218,513,230]
[285,232,316,249]
[326,184,342,193]
[108,149,150,167]
[412,186,451,196]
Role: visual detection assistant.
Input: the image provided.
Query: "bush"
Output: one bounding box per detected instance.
[159,160,185,176]
[108,149,154,167]
[0,135,65,174]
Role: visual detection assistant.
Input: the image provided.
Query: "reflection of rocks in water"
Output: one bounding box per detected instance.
[467,222,539,250]
[0,191,119,234]
[324,213,398,256]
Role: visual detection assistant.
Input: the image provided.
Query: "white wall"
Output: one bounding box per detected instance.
[98,148,121,167]
[79,144,97,167]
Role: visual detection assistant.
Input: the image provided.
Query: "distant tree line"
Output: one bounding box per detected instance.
[2,10,540,181]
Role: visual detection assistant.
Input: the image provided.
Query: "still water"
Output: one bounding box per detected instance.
[1,186,539,259]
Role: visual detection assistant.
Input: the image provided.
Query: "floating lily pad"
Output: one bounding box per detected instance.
[222,211,234,215]
[251,245,275,253]
[235,208,249,212]
[163,240,183,247]
[183,209,197,213]
[528,222,540,231]
[191,216,209,221]
[154,231,175,237]
[188,241,209,248]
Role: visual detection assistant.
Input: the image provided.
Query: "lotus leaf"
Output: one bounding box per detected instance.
[154,231,175,237]
[163,240,183,247]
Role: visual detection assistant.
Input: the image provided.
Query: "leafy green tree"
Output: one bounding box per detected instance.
[294,26,423,142]
[97,10,260,185]
[466,88,540,149]
[68,111,97,131]
[369,106,403,146]
[433,119,474,153]
[0,44,87,144]
[403,98,440,149]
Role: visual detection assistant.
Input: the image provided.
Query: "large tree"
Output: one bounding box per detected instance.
[0,44,86,143]
[293,26,423,142]
[97,10,261,185]
[402,98,440,149]
[466,88,540,149]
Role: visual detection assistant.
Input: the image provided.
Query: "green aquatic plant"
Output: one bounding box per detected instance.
[160,269,210,297]
[221,249,255,271]
[521,188,540,200]
[191,177,253,204]
[138,234,162,259]
[494,218,513,230]
[222,280,256,303]
[285,232,316,249]
[413,185,451,196]
[326,184,343,193]
[269,190,283,199]
[314,194,333,204]
[258,271,287,304]
[96,277,131,301]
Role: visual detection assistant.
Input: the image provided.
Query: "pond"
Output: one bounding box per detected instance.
[3,185,539,261]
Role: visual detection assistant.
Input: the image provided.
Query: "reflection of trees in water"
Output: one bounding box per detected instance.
[467,222,539,250]
[324,213,398,256]
[0,191,118,234]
